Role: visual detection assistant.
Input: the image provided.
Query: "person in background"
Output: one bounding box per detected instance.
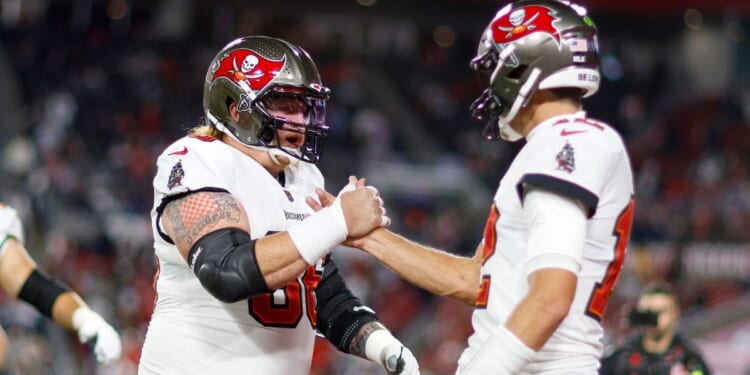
[311,0,635,373]
[137,35,418,375]
[599,281,711,374]
[0,203,122,367]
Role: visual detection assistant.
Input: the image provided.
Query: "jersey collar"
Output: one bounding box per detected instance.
[526,110,587,141]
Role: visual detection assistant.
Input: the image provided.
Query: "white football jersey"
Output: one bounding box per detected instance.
[139,135,326,375]
[458,112,635,374]
[0,203,24,257]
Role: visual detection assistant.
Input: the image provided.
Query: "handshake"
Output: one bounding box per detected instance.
[288,176,391,265]
[312,176,391,236]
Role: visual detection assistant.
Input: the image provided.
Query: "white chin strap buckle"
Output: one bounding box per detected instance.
[267,147,301,168]
[499,120,524,142]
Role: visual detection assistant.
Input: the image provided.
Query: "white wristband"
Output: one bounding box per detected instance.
[460,325,535,374]
[329,194,348,233]
[364,329,396,363]
[287,203,348,265]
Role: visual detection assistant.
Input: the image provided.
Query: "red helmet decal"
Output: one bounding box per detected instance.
[211,49,286,92]
[491,5,560,46]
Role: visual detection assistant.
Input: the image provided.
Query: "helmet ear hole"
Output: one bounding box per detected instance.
[257,125,275,145]
[508,65,528,80]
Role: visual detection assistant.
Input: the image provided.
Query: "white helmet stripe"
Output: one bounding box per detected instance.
[538,68,600,97]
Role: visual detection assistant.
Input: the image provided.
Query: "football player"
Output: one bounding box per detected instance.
[0,204,122,366]
[314,1,635,373]
[138,36,419,375]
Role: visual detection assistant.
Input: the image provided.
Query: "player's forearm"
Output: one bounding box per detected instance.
[359,229,480,305]
[504,268,576,350]
[51,291,86,331]
[255,232,314,290]
[348,321,385,359]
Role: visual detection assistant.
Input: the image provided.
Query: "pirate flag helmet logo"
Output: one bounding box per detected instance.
[491,5,562,48]
[210,49,286,96]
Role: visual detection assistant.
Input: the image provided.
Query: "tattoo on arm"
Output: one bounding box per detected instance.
[349,321,386,358]
[165,192,243,248]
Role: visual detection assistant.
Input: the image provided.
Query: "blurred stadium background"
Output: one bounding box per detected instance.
[0,0,749,374]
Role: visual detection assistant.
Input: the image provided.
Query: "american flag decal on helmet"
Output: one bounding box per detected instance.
[556,142,575,173]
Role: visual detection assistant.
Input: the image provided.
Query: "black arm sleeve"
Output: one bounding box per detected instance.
[17,269,69,318]
[188,228,269,303]
[315,257,378,353]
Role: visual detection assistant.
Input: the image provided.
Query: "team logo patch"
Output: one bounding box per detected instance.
[491,5,562,67]
[167,161,185,189]
[492,5,561,45]
[556,142,576,173]
[210,48,285,105]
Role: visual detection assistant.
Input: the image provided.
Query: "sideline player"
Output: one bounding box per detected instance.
[313,1,635,373]
[138,36,419,375]
[0,203,122,366]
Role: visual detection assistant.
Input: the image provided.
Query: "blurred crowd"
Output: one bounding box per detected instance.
[0,1,748,374]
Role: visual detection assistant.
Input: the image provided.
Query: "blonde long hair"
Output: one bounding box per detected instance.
[188,120,223,138]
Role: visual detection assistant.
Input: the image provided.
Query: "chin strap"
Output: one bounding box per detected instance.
[208,112,301,168]
[266,147,301,168]
[497,67,542,142]
[498,120,524,142]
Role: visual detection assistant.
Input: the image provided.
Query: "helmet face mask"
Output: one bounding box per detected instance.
[253,90,329,162]
[469,88,505,141]
[469,0,601,141]
[203,36,331,163]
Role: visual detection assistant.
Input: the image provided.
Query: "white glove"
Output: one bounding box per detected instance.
[365,329,420,375]
[0,204,24,244]
[72,307,122,364]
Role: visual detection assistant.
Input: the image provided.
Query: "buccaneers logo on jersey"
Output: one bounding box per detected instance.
[211,49,286,93]
[491,5,561,47]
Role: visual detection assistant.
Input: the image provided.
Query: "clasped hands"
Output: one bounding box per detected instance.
[306,175,389,242]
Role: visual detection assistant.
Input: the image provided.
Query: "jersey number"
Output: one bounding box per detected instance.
[475,199,635,318]
[585,198,635,321]
[248,262,324,328]
[476,204,499,308]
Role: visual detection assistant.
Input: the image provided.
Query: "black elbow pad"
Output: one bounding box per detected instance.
[189,228,269,303]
